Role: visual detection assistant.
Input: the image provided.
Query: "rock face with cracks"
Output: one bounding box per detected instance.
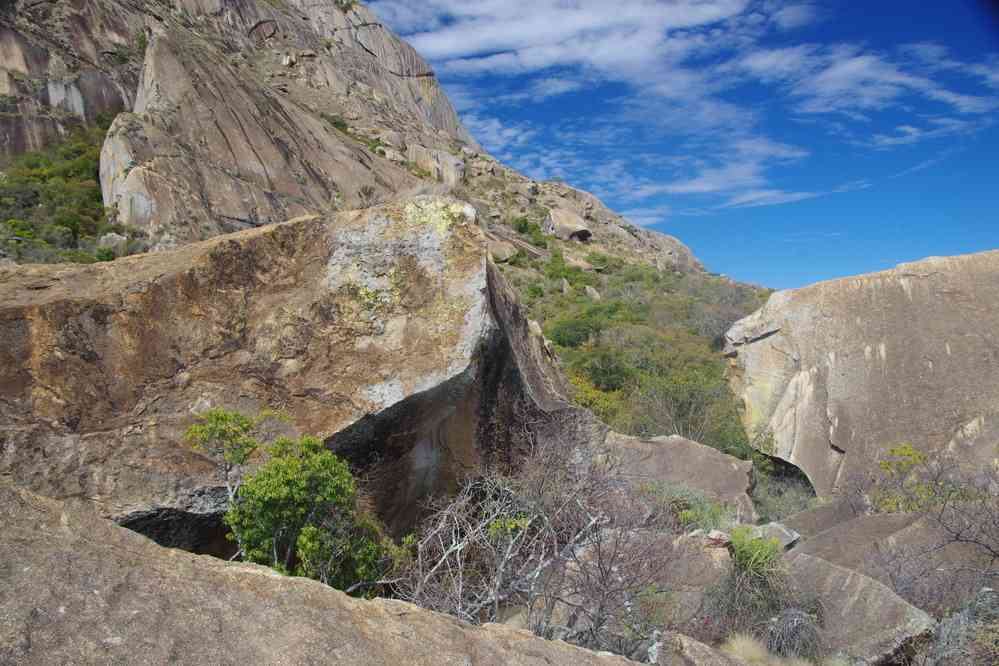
[725,250,999,497]
[0,197,582,544]
[3,0,472,248]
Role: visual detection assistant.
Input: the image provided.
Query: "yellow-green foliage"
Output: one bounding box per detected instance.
[510,250,764,459]
[730,527,783,578]
[640,481,735,532]
[870,443,971,513]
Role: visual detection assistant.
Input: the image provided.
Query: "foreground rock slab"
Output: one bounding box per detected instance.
[0,481,637,666]
[725,250,999,497]
[786,553,935,664]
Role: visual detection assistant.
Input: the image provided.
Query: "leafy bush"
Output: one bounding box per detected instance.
[512,216,548,248]
[226,435,390,592]
[186,408,393,594]
[730,526,782,578]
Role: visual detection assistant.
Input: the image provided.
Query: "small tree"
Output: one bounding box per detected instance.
[184,408,281,503]
[225,435,390,592]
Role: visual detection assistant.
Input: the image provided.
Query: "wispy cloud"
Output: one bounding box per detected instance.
[370,1,999,215]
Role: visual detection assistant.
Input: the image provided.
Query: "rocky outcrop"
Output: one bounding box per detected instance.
[0,480,640,666]
[785,553,936,664]
[0,9,136,155]
[544,208,592,242]
[788,511,991,613]
[408,144,467,187]
[0,197,587,545]
[725,251,999,497]
[605,432,757,523]
[4,0,473,248]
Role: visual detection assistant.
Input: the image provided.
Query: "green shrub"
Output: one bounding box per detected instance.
[640,481,735,532]
[320,112,350,133]
[226,434,389,593]
[512,216,548,248]
[730,527,782,578]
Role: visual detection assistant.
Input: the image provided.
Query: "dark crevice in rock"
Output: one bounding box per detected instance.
[118,508,236,559]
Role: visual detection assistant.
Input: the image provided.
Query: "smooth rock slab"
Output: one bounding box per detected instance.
[725,250,999,497]
[0,481,636,666]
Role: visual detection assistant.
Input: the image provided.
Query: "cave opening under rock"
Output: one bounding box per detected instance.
[119,509,237,560]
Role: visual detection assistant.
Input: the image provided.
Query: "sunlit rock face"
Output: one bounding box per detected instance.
[725,250,999,497]
[0,480,645,666]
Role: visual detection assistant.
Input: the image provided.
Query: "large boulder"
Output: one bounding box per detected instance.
[544,208,593,242]
[0,480,637,666]
[725,251,999,497]
[407,144,467,187]
[785,553,936,664]
[0,197,586,546]
[605,433,757,523]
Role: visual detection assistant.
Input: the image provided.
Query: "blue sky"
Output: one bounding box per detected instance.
[369,0,999,288]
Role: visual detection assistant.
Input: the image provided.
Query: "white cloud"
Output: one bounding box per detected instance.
[620,204,673,226]
[460,114,538,154]
[721,188,818,208]
[771,4,818,30]
[367,2,999,214]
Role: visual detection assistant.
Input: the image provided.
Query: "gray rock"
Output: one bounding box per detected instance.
[544,208,592,242]
[608,432,757,523]
[561,277,572,295]
[407,144,466,187]
[725,250,999,498]
[97,232,128,257]
[786,553,936,664]
[585,285,602,301]
[749,522,801,550]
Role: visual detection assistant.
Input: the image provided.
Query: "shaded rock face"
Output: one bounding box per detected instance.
[725,251,999,497]
[0,197,585,540]
[0,481,640,666]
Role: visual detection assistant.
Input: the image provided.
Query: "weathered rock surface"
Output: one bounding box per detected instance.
[0,480,640,666]
[408,143,467,187]
[725,250,999,497]
[747,522,800,550]
[785,553,936,664]
[789,511,991,613]
[0,197,585,544]
[544,208,593,242]
[605,432,757,523]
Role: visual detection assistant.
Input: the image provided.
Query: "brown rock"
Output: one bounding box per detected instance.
[785,552,936,664]
[0,480,636,666]
[605,432,757,523]
[725,251,999,497]
[488,239,518,263]
[0,197,586,545]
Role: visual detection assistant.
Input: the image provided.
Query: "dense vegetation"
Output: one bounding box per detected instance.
[503,240,767,459]
[0,115,136,264]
